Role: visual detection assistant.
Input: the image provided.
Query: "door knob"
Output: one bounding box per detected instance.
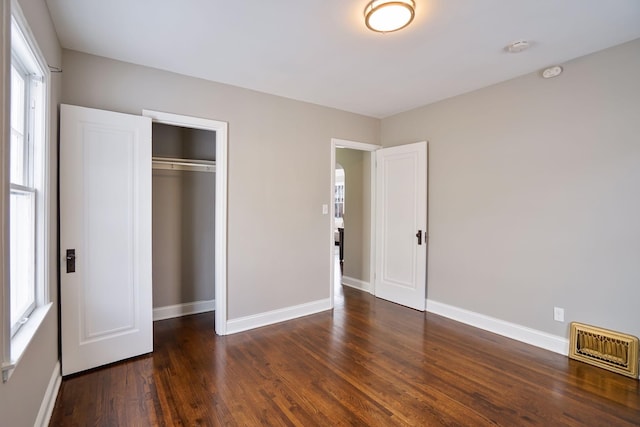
[416,230,422,245]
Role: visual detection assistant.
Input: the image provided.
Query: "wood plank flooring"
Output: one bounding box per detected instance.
[49,287,640,426]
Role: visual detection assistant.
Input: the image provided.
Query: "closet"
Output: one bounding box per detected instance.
[151,122,216,319]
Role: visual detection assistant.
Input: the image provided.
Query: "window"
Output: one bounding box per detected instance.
[7,9,48,340]
[9,58,37,336]
[2,2,51,383]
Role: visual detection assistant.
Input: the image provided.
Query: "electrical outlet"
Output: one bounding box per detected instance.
[554,307,565,322]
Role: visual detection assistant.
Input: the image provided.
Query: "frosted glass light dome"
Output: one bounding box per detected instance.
[364,0,415,33]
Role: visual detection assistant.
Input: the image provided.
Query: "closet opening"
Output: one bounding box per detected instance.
[151,123,216,321]
[143,109,228,334]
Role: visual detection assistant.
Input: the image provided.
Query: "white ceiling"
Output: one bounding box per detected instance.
[45,0,640,118]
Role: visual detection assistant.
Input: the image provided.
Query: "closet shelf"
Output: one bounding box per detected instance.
[152,156,216,173]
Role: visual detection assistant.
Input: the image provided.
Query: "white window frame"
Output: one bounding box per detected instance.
[1,0,52,383]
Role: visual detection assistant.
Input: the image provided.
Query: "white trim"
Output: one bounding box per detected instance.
[9,1,50,80]
[1,0,11,378]
[368,151,376,294]
[2,306,52,382]
[2,302,52,382]
[153,300,215,321]
[142,110,222,132]
[142,109,228,335]
[226,298,332,335]
[333,138,382,152]
[341,275,372,293]
[426,299,570,355]
[34,361,61,427]
[214,120,228,335]
[329,143,336,307]
[330,138,380,306]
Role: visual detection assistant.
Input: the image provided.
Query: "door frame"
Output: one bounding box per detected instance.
[330,138,381,306]
[142,110,229,335]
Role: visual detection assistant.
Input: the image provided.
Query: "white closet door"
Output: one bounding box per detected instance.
[60,104,153,376]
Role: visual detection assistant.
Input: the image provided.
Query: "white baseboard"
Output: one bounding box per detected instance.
[341,276,372,293]
[426,299,569,356]
[153,299,215,321]
[226,298,332,335]
[35,361,61,427]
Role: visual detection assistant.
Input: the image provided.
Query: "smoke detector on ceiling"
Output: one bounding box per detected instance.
[505,40,530,53]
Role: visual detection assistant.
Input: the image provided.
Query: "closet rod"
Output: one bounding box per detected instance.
[152,156,216,173]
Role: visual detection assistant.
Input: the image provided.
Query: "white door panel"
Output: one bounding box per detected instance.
[60,104,152,376]
[375,141,427,310]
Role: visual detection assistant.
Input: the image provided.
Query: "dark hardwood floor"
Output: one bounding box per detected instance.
[49,287,640,426]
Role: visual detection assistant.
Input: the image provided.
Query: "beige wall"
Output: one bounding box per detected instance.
[61,49,380,319]
[153,169,216,306]
[153,122,216,160]
[381,39,640,340]
[0,0,61,425]
[336,148,371,282]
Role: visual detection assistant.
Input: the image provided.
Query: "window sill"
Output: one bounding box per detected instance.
[2,302,52,382]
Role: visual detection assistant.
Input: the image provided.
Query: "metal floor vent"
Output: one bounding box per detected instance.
[569,322,639,379]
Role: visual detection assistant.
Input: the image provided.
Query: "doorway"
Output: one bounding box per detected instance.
[329,139,380,307]
[143,110,228,335]
[329,139,428,312]
[151,123,216,320]
[334,163,344,295]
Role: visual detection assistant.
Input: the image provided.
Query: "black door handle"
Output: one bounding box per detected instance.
[416,230,422,245]
[66,249,76,273]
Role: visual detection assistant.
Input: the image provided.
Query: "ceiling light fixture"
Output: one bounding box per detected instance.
[364,0,416,33]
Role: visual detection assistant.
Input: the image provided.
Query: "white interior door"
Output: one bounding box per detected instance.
[60,104,153,376]
[375,141,427,310]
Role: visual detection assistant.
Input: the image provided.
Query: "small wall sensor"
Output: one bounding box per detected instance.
[542,66,563,79]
